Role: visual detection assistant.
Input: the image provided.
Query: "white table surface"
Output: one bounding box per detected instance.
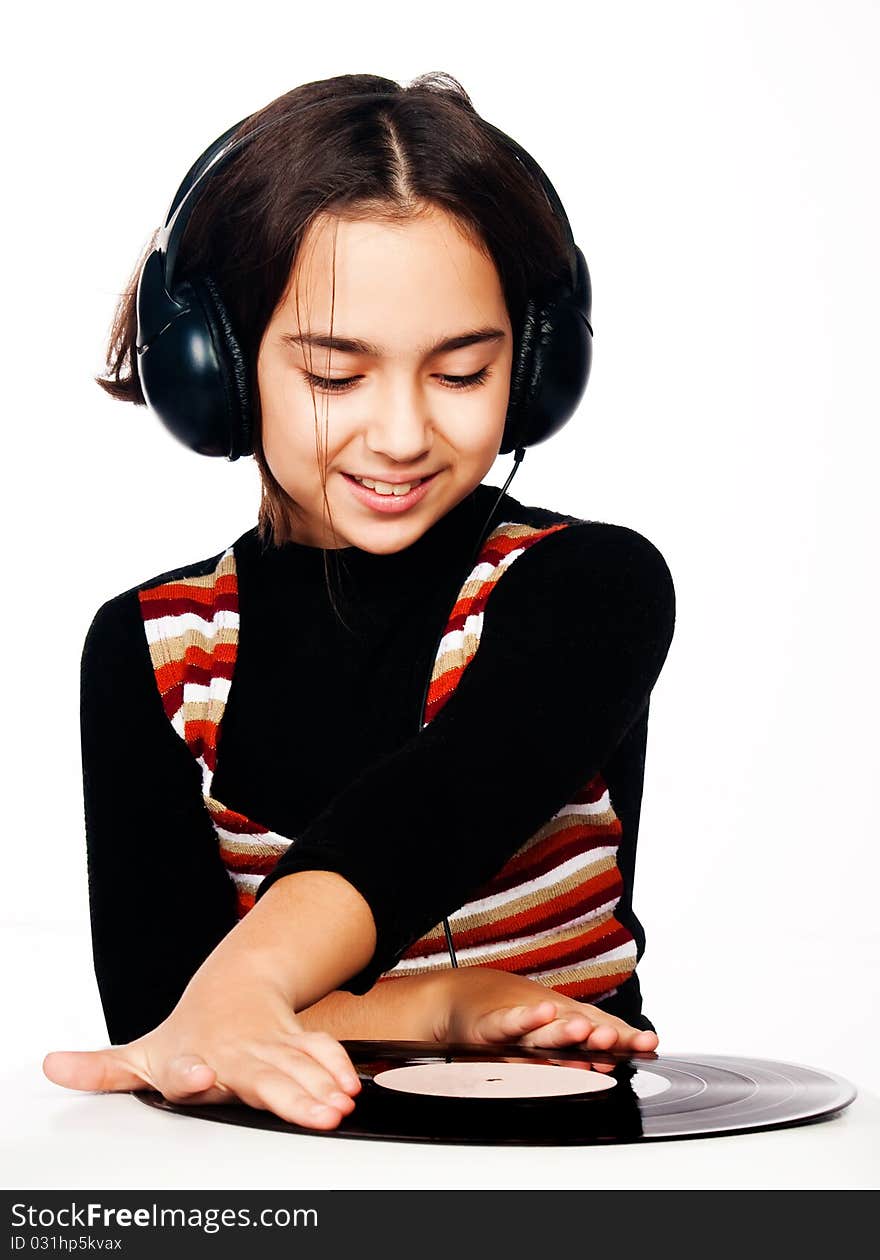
[5,923,878,1191]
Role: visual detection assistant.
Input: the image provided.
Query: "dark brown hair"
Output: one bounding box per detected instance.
[96,71,570,611]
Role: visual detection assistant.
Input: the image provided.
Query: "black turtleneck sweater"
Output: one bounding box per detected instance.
[80,483,676,1046]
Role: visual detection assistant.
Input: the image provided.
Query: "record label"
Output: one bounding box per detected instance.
[373,1061,618,1099]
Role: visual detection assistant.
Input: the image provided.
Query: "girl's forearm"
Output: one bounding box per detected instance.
[203,868,452,1041]
[296,974,450,1041]
[210,869,378,1010]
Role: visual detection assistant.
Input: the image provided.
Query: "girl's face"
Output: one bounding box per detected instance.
[256,205,514,551]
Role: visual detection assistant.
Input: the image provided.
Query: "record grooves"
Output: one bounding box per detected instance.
[133,1040,857,1145]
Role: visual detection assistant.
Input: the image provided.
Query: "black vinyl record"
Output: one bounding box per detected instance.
[133,1040,857,1145]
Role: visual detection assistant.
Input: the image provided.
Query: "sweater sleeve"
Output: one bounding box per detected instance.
[253,521,677,995]
[80,591,238,1045]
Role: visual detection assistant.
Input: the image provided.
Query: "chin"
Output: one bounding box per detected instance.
[346,520,430,555]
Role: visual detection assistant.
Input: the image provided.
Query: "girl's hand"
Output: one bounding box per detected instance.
[440,968,659,1061]
[43,956,362,1130]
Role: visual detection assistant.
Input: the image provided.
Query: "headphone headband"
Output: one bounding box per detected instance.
[154,94,580,310]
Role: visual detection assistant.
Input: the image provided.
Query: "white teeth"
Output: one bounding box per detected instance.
[352,476,424,496]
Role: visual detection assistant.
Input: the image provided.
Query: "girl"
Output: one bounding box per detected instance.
[43,72,675,1132]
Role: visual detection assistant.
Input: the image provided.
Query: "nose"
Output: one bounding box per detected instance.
[363,375,434,464]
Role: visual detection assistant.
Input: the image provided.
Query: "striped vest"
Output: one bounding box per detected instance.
[138,520,638,1003]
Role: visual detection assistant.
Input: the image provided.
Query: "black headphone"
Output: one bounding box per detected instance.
[134,92,593,462]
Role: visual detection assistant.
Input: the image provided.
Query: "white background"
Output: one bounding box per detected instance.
[2,0,877,1189]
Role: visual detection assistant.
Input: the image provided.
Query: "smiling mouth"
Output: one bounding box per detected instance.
[342,471,439,495]
[340,470,441,511]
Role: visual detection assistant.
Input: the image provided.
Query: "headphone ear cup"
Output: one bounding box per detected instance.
[189,275,253,459]
[135,267,253,460]
[500,296,592,455]
[501,297,540,454]
[500,246,593,456]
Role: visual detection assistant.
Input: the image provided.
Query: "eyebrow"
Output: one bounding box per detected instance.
[280,327,507,357]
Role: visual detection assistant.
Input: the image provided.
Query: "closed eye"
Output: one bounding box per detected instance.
[302,367,492,394]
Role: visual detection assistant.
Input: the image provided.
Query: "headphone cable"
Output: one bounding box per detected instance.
[415,446,528,969]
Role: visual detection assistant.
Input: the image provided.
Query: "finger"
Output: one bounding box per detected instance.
[287,1030,362,1095]
[256,1044,358,1114]
[473,1001,562,1043]
[572,1006,659,1049]
[233,1064,353,1130]
[42,1049,148,1094]
[503,1001,563,1037]
[154,1055,221,1103]
[575,1019,661,1055]
[230,1037,359,1114]
[518,1014,601,1049]
[593,1023,658,1051]
[584,1024,619,1051]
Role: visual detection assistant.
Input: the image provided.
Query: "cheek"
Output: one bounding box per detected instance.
[259,363,304,433]
[444,371,511,455]
[258,362,318,457]
[261,397,357,495]
[258,390,315,487]
[483,351,513,432]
